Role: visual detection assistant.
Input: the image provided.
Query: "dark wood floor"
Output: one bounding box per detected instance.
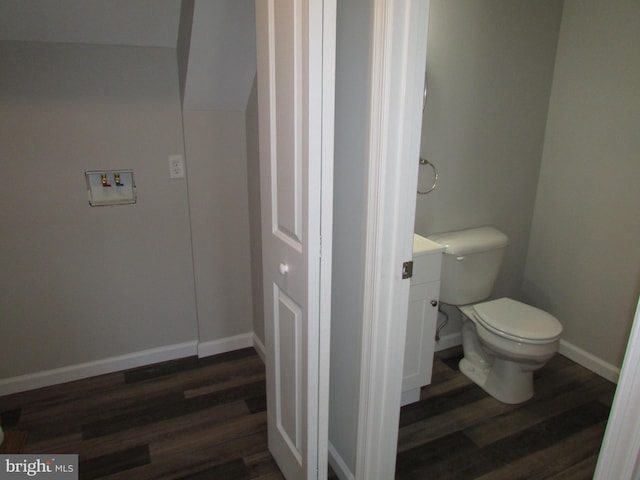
[396,347,616,479]
[0,346,615,479]
[0,348,283,480]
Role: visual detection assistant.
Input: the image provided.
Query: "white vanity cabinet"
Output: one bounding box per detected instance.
[401,234,443,406]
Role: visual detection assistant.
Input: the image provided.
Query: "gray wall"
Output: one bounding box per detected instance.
[523,0,640,368]
[0,41,198,377]
[329,0,373,473]
[415,0,563,339]
[176,0,195,104]
[245,77,264,345]
[0,35,256,381]
[182,109,253,345]
[180,0,256,350]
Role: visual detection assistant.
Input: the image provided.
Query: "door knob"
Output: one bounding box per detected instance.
[279,263,289,275]
[431,300,438,307]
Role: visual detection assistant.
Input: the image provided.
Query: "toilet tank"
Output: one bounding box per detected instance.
[427,227,508,306]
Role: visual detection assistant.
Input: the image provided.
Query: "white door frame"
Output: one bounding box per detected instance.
[317,0,337,476]
[355,1,430,478]
[594,296,640,479]
[354,1,640,478]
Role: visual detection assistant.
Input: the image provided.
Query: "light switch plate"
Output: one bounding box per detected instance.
[85,170,136,206]
[168,155,185,178]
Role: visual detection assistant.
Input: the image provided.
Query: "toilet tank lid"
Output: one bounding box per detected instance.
[427,226,508,255]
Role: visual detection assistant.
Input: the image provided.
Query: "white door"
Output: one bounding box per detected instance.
[255,1,335,479]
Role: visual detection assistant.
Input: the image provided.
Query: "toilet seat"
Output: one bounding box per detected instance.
[472,298,562,345]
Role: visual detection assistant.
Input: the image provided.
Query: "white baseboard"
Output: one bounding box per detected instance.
[197,332,254,358]
[0,331,260,396]
[328,441,356,480]
[400,388,421,406]
[434,331,462,352]
[431,333,619,383]
[559,339,620,383]
[0,341,198,396]
[253,333,266,364]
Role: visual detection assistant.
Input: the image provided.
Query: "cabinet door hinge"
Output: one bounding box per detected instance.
[402,261,413,279]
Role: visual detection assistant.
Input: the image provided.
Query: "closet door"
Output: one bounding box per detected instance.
[255,0,335,478]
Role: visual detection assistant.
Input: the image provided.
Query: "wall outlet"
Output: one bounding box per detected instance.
[168,154,185,179]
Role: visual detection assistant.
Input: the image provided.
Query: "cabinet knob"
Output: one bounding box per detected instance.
[430,300,438,307]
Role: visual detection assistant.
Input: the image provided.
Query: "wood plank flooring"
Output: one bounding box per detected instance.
[0,348,283,480]
[396,347,616,479]
[0,346,615,479]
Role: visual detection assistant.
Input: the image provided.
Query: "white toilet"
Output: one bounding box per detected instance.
[427,226,563,404]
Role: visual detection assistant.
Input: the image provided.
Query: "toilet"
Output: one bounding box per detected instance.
[427,226,563,404]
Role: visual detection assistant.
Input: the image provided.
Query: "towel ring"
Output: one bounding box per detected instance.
[417,157,438,195]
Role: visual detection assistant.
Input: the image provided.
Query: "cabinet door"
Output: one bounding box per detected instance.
[402,281,440,392]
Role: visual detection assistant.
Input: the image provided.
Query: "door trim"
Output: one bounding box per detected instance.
[354,2,640,479]
[594,296,640,479]
[314,0,337,476]
[355,1,430,478]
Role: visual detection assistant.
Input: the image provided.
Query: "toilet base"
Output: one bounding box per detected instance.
[459,357,534,404]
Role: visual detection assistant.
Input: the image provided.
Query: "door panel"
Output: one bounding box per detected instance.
[272,1,302,246]
[274,286,302,460]
[256,0,335,478]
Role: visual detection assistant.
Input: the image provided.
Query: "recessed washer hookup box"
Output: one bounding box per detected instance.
[85,170,136,206]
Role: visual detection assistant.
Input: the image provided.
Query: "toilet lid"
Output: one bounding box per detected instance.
[472,298,563,343]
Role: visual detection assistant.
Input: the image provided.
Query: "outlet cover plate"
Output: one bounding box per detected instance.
[169,154,185,178]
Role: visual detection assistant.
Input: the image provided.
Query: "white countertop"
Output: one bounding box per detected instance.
[413,233,445,255]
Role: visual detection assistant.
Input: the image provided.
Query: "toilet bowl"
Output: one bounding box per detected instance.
[427,226,563,404]
[458,297,562,404]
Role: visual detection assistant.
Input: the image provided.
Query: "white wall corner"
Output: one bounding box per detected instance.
[329,441,356,480]
[0,341,198,396]
[197,332,254,358]
[559,339,620,383]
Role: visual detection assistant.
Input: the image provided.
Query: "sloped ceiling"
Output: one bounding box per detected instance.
[183,0,256,111]
[0,0,180,47]
[0,0,257,111]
